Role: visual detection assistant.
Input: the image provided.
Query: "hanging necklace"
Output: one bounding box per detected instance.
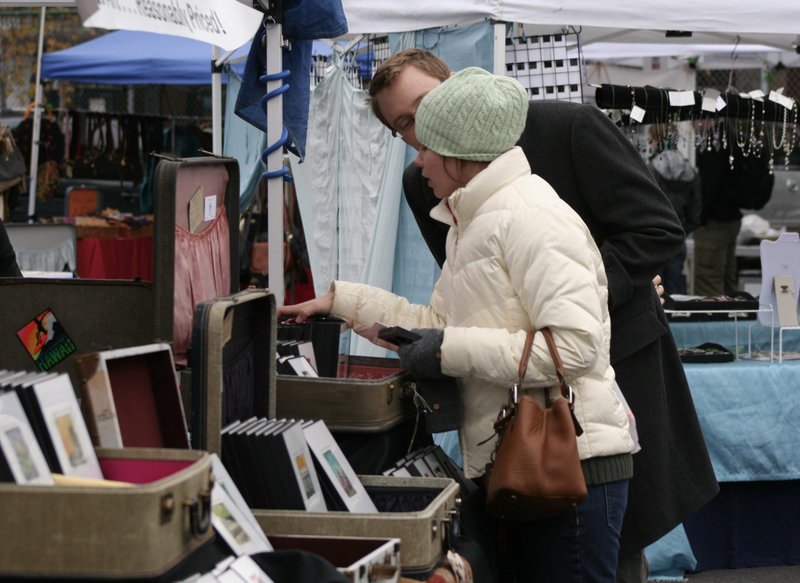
[783,99,798,171]
[735,99,758,160]
[768,103,789,175]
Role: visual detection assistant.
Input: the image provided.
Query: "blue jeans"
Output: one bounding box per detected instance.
[505,480,630,582]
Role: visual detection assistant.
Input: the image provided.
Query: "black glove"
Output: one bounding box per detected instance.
[397,328,446,380]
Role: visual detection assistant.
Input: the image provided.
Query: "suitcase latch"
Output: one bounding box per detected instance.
[160,493,175,524]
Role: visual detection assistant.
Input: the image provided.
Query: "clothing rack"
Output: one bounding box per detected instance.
[594,83,797,125]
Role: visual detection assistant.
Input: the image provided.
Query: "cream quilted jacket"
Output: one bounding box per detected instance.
[331,147,634,478]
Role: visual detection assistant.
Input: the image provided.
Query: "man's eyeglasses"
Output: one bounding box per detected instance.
[391,113,415,138]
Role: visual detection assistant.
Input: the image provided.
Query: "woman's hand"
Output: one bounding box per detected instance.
[653,274,665,305]
[276,292,334,323]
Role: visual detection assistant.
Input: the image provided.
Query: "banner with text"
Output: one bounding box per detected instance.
[76,0,262,51]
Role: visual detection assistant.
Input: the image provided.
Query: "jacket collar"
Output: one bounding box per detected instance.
[430,147,531,227]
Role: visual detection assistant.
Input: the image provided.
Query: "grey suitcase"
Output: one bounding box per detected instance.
[255,474,460,578]
[152,154,240,366]
[191,291,459,576]
[275,355,419,433]
[0,447,214,579]
[190,288,276,455]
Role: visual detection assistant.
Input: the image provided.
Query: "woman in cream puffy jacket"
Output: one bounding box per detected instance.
[278,68,636,583]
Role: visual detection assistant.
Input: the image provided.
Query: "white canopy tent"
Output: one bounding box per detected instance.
[338,1,800,44]
[3,1,799,294]
[289,3,799,360]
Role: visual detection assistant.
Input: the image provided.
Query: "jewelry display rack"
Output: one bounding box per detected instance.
[665,305,776,362]
[595,83,797,125]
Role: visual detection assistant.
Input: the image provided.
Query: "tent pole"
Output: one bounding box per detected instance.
[265,22,285,307]
[212,45,222,154]
[492,22,505,74]
[27,6,46,223]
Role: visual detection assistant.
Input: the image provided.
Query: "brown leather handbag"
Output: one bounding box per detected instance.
[484,328,587,521]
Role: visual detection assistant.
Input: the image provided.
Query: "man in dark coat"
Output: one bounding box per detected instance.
[0,219,22,277]
[370,49,719,583]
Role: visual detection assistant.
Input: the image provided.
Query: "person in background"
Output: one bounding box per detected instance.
[279,67,637,582]
[646,124,702,295]
[367,49,718,583]
[0,218,22,277]
[694,129,774,297]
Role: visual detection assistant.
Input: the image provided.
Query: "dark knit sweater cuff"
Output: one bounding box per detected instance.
[581,453,634,486]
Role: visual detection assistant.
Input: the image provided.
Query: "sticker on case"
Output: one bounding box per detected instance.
[16,308,76,371]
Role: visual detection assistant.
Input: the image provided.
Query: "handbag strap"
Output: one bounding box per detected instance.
[540,327,585,437]
[540,327,571,401]
[517,330,535,385]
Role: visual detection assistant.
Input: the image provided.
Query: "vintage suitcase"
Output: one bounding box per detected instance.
[197,294,427,473]
[256,475,461,578]
[74,342,191,449]
[192,292,457,576]
[269,534,401,583]
[190,288,277,454]
[0,447,214,579]
[276,352,429,475]
[275,354,419,433]
[0,278,155,388]
[152,154,240,366]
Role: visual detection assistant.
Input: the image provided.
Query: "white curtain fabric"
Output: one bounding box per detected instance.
[290,51,407,356]
[290,23,496,357]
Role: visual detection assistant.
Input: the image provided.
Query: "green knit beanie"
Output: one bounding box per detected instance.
[415,67,528,162]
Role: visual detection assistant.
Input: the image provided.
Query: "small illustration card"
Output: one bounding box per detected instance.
[30,374,102,479]
[276,421,327,512]
[0,391,54,485]
[211,479,272,557]
[303,420,377,514]
[210,453,272,555]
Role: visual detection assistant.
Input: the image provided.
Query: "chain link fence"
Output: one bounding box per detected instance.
[696,66,800,100]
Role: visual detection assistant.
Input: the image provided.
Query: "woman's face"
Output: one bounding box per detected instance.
[414,147,463,199]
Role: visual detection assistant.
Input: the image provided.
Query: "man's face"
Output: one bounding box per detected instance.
[373,66,443,151]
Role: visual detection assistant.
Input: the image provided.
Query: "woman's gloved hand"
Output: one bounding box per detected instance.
[397,328,447,380]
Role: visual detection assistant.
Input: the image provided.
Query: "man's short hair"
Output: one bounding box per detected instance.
[368,49,451,128]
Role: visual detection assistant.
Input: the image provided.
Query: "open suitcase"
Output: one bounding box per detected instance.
[74,342,191,449]
[275,354,419,433]
[0,447,213,580]
[191,290,461,578]
[257,475,460,579]
[269,535,401,583]
[190,288,276,454]
[151,154,240,367]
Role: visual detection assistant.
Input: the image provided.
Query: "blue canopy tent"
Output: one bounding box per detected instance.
[38,30,258,214]
[41,29,249,84]
[39,9,348,304]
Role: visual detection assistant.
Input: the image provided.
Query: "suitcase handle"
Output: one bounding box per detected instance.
[184,492,211,538]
